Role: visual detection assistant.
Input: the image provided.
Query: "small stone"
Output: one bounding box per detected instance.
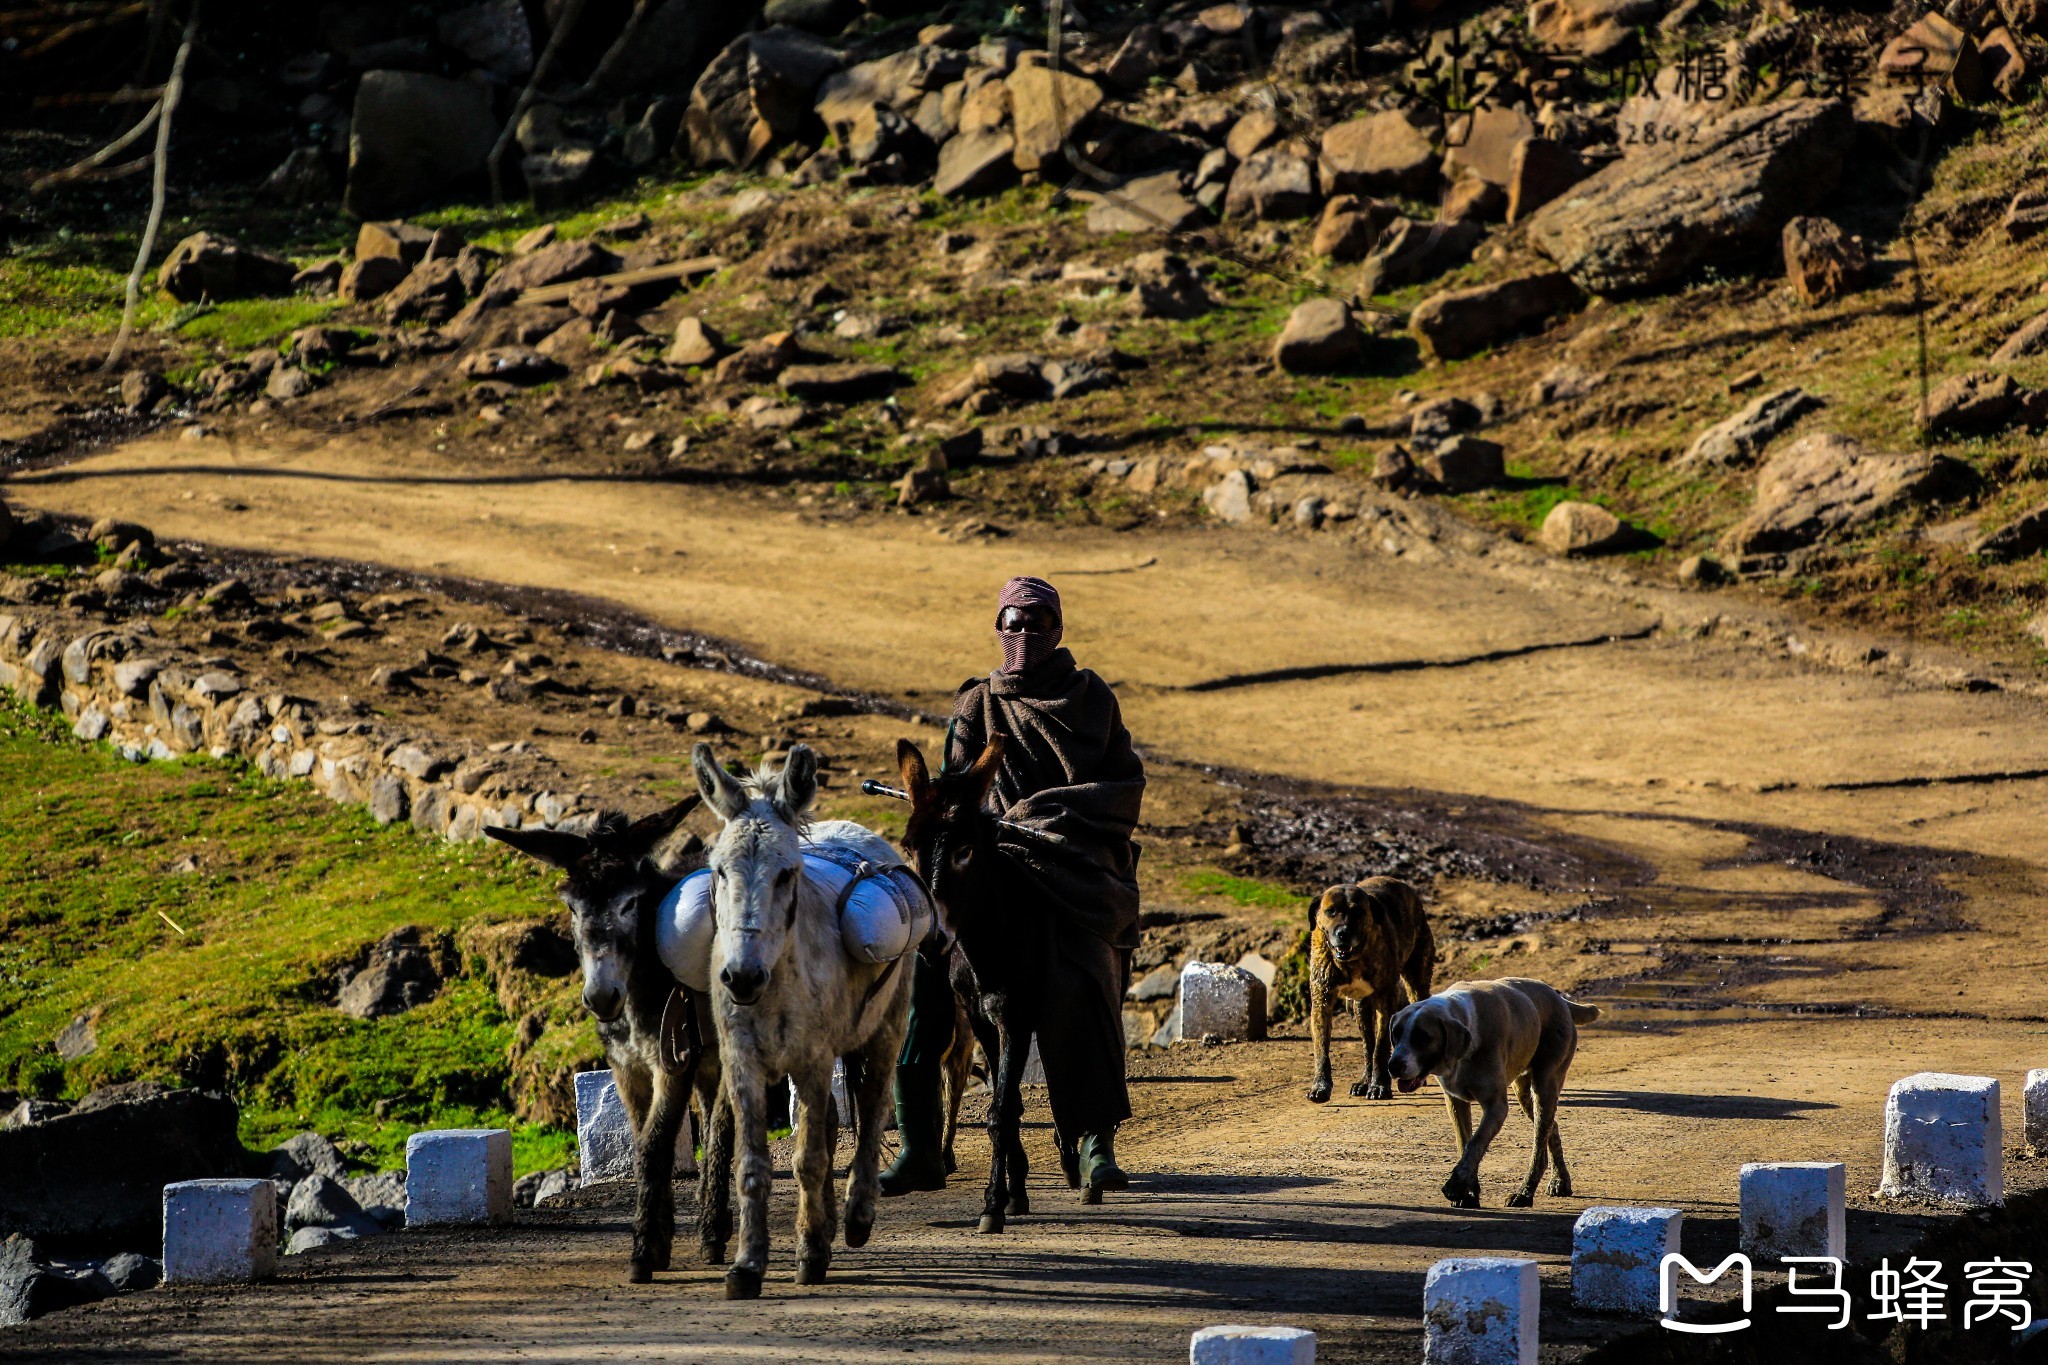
[1540,501,1628,556]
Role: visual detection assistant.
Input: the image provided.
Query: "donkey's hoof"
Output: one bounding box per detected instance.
[1306,1082,1331,1104]
[844,1211,873,1249]
[724,1266,764,1300]
[976,1213,1004,1234]
[1060,1153,1081,1189]
[1006,1193,1030,1216]
[1081,1184,1104,1206]
[700,1242,727,1266]
[1547,1173,1573,1197]
[1505,1189,1535,1209]
[794,1257,829,1286]
[628,1261,656,1284]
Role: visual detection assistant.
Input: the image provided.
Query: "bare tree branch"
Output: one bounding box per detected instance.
[103,0,197,374]
[30,98,161,194]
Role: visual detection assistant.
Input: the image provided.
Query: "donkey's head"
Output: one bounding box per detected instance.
[691,742,819,1007]
[484,798,699,1022]
[896,733,1005,921]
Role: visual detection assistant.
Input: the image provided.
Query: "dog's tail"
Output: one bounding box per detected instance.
[1566,998,1602,1024]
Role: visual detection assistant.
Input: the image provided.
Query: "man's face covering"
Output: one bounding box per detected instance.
[995,577,1062,674]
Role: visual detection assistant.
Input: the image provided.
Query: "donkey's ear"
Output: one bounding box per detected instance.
[774,744,819,823]
[485,824,587,870]
[896,738,929,799]
[620,794,701,853]
[692,744,750,821]
[964,734,1004,799]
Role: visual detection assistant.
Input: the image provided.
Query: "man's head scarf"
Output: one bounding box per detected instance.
[995,576,1062,674]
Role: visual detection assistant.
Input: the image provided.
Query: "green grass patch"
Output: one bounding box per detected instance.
[0,694,582,1174]
[176,298,341,354]
[1179,868,1302,912]
[0,255,170,340]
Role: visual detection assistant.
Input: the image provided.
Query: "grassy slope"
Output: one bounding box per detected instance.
[0,695,581,1174]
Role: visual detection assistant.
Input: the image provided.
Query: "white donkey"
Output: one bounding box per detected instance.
[690,741,912,1299]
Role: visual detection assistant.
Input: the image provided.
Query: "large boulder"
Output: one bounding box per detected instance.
[1683,386,1823,467]
[1360,216,1483,294]
[1273,299,1363,373]
[156,233,295,302]
[0,1090,244,1247]
[1410,273,1580,361]
[1541,500,1629,555]
[1782,216,1868,306]
[1991,312,2048,362]
[1528,99,1854,295]
[1224,144,1318,220]
[334,926,459,1019]
[1441,106,1535,188]
[1006,66,1105,172]
[1925,371,2029,437]
[1725,433,1970,555]
[345,71,500,219]
[1318,111,1438,196]
[1529,0,1665,58]
[684,27,843,169]
[1,1235,108,1327]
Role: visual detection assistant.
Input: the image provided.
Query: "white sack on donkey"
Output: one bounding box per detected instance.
[654,818,934,993]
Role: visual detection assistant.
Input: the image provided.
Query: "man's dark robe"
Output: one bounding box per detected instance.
[947,647,1144,1138]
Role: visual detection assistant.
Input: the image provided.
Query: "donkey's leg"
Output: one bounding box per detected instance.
[724,1071,771,1300]
[630,1069,687,1282]
[978,1021,1021,1234]
[845,1022,901,1250]
[982,1025,1030,1232]
[1005,1042,1033,1217]
[695,1065,735,1265]
[791,1066,837,1286]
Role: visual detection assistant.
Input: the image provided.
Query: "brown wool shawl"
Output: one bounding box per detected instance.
[947,648,1146,949]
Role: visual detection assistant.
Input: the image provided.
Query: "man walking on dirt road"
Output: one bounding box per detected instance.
[881,575,1147,1197]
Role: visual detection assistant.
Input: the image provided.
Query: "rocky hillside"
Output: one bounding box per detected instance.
[5,0,2048,663]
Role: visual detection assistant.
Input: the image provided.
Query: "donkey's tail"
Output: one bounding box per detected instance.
[1566,999,1602,1024]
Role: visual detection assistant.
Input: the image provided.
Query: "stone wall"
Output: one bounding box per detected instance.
[0,603,603,843]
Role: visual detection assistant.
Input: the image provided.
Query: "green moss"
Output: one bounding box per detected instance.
[0,256,170,339]
[176,298,340,354]
[0,695,578,1173]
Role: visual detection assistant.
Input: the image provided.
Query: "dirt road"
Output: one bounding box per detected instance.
[10,1022,2043,1364]
[9,435,2048,1359]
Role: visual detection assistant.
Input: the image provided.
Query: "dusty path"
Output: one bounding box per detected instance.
[10,437,2048,1359]
[10,1022,2044,1364]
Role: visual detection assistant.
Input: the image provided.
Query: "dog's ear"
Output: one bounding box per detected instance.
[1435,1010,1472,1063]
[1308,888,1329,930]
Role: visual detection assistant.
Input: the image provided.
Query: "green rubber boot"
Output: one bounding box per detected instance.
[878,1060,947,1196]
[1078,1129,1130,1200]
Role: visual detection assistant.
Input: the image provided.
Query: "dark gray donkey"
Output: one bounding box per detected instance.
[883,734,1083,1234]
[486,799,735,1281]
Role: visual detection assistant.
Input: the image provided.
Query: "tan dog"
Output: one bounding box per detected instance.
[1387,978,1600,1208]
[1305,877,1434,1104]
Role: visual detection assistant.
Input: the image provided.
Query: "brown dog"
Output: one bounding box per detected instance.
[1305,877,1435,1104]
[1387,977,1600,1208]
